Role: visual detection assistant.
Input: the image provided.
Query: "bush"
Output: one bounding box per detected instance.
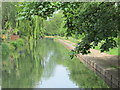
[0,37,2,45]
[10,38,24,49]
[16,38,24,46]
[2,43,9,55]
[2,42,15,54]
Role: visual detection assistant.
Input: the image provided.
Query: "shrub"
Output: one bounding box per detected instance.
[10,38,24,49]
[2,43,9,54]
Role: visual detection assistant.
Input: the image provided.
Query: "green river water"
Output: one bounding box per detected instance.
[2,38,108,88]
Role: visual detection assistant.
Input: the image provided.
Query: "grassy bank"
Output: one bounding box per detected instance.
[54,36,80,43]
[52,36,118,56]
[95,43,118,56]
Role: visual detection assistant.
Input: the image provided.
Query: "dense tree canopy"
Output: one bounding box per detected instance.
[2,2,120,55]
[61,2,119,54]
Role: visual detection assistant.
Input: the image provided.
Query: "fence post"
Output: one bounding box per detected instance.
[93,62,95,72]
[118,81,120,88]
[105,71,106,81]
[111,75,112,88]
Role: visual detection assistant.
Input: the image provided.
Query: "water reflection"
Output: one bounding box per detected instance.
[2,38,108,88]
[36,65,78,88]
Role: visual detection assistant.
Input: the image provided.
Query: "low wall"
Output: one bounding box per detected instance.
[77,54,120,88]
[56,39,120,88]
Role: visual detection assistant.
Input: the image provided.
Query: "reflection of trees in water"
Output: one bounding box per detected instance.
[2,38,108,88]
[2,38,67,88]
[63,58,108,88]
[2,39,44,88]
[38,38,65,80]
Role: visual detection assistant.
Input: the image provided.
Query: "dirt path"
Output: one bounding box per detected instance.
[55,38,120,88]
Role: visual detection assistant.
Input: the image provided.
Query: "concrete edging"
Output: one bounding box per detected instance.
[55,38,120,88]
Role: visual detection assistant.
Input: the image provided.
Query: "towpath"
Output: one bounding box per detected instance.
[55,38,120,88]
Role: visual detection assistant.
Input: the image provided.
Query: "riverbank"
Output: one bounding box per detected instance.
[45,36,120,88]
[2,38,109,88]
[55,36,118,56]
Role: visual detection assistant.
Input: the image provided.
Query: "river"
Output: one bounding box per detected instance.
[2,38,108,88]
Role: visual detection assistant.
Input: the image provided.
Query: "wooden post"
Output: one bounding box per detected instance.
[111,75,112,88]
[118,81,120,88]
[105,71,106,81]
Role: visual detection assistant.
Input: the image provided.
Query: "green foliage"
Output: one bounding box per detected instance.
[2,30,7,34]
[2,42,15,60]
[72,33,85,40]
[63,57,109,88]
[94,38,118,55]
[10,38,24,49]
[43,10,66,35]
[4,2,119,55]
[34,16,44,39]
[2,2,17,29]
[13,28,19,34]
[5,21,12,30]
[2,38,108,88]
[0,38,2,45]
[2,43,9,56]
[18,2,60,20]
[16,38,24,46]
[1,39,24,60]
[69,50,76,59]
[2,40,43,88]
[110,65,120,69]
[61,2,119,54]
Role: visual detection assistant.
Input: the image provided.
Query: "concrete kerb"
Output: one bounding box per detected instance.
[55,38,120,88]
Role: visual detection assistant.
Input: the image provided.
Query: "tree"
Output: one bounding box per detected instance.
[2,2,17,29]
[61,2,119,55]
[17,2,61,39]
[43,10,66,36]
[17,2,120,55]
